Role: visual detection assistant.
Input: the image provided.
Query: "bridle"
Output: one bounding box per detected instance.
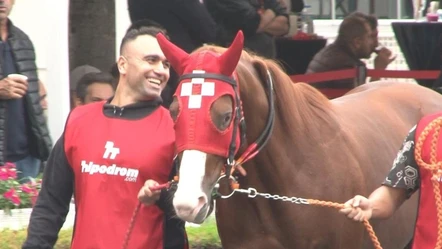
[177,68,276,190]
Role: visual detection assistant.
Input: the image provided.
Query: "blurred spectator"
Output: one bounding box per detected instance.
[39,81,48,119]
[75,72,115,106]
[0,0,52,182]
[205,0,289,59]
[70,65,101,108]
[306,13,395,98]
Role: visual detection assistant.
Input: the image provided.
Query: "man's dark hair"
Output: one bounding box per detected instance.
[119,24,169,55]
[336,15,370,45]
[348,12,378,30]
[126,19,165,33]
[76,72,115,102]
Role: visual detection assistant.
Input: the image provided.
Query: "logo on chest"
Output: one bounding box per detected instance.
[80,141,139,182]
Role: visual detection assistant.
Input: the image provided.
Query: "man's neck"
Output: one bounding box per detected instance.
[0,19,9,41]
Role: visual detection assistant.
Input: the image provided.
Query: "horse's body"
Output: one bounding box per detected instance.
[214,58,440,248]
[156,32,442,249]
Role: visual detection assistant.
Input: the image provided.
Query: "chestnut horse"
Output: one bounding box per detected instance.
[157,31,442,249]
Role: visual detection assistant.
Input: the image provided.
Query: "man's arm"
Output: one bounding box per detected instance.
[367,185,408,219]
[261,0,289,36]
[22,135,74,249]
[340,126,419,221]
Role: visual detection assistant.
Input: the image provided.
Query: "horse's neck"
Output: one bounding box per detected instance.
[238,83,342,194]
[241,83,341,154]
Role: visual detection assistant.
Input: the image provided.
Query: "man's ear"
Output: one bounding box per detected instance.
[75,97,83,107]
[118,56,127,75]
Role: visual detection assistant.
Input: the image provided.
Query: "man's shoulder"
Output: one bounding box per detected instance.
[308,43,358,73]
[8,22,30,40]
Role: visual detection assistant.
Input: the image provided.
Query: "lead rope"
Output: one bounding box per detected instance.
[219,180,382,249]
[414,117,442,249]
[307,199,382,249]
[121,181,175,249]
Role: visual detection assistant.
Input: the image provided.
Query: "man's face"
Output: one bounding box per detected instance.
[354,23,375,59]
[39,81,48,119]
[118,35,170,101]
[83,82,114,104]
[0,0,14,22]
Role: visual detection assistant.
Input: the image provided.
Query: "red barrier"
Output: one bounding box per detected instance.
[289,68,441,99]
[290,69,440,84]
[368,69,440,79]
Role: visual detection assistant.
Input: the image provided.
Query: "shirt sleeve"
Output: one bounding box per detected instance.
[382,125,420,198]
[22,134,74,249]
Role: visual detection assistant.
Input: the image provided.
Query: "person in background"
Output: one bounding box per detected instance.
[0,0,52,182]
[74,72,115,106]
[69,64,101,108]
[306,13,395,99]
[38,81,48,119]
[205,0,289,59]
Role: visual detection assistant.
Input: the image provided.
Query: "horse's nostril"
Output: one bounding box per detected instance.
[197,196,208,210]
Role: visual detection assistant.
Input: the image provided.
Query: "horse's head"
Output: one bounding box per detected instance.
[157,32,251,223]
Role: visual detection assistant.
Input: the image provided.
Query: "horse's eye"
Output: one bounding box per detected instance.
[218,112,232,131]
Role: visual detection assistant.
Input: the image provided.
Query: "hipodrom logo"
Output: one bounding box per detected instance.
[81,161,139,182]
[103,141,120,159]
[80,141,138,182]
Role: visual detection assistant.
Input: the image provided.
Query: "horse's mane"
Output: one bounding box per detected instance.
[192,45,338,141]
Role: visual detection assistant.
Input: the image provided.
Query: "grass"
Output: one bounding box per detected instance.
[0,218,221,249]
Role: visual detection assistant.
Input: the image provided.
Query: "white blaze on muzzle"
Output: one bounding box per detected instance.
[173,150,208,222]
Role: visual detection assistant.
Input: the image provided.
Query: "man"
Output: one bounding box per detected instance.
[339,111,442,249]
[205,0,289,59]
[306,13,395,98]
[22,26,187,249]
[128,0,218,109]
[38,81,47,119]
[0,0,52,181]
[74,71,115,106]
[69,64,101,108]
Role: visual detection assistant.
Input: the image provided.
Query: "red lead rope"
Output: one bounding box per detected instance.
[121,182,174,249]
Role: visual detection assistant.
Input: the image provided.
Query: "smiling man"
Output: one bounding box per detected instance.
[23,26,188,249]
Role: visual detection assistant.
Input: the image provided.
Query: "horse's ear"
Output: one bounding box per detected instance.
[218,31,244,76]
[156,33,189,75]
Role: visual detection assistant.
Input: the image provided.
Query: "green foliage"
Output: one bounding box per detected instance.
[0,218,222,249]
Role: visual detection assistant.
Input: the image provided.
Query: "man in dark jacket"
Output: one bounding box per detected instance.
[306,13,394,99]
[205,0,289,59]
[0,0,52,181]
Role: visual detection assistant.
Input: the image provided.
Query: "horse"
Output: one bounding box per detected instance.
[156,31,442,249]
